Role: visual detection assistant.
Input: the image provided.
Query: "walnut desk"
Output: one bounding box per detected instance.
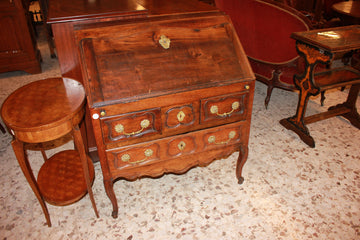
[280,25,360,147]
[77,12,255,218]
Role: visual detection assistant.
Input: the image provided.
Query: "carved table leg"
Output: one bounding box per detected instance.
[104,179,118,218]
[11,139,51,227]
[236,145,248,184]
[280,42,332,148]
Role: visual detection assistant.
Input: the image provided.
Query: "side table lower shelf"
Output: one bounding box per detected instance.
[37,150,95,206]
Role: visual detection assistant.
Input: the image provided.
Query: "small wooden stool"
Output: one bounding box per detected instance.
[1,77,99,227]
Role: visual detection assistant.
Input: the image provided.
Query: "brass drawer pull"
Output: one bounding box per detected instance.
[208,131,236,145]
[121,149,154,164]
[114,119,150,136]
[210,101,240,117]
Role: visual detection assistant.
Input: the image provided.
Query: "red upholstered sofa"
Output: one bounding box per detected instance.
[214,0,313,108]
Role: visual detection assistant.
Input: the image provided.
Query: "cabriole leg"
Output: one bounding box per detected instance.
[236,145,248,185]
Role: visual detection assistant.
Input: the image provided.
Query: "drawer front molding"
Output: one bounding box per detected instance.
[102,108,161,143]
[112,143,160,169]
[165,104,196,128]
[201,92,248,123]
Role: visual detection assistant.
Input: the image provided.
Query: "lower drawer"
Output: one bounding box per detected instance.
[106,121,247,179]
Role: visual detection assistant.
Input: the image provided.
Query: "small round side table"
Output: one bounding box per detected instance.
[1,77,99,227]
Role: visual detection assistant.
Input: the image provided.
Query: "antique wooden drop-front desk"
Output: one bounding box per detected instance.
[50,0,255,217]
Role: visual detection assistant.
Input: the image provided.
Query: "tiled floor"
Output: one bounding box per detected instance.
[0,25,359,240]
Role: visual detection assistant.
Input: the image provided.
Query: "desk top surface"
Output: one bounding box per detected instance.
[291,25,360,52]
[48,0,217,23]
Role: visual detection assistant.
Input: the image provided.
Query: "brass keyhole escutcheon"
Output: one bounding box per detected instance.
[177,111,186,122]
[159,35,171,49]
[178,141,186,151]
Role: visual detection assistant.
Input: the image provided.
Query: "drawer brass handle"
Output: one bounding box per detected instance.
[159,35,171,49]
[178,141,186,151]
[121,149,154,164]
[114,119,150,136]
[177,111,186,122]
[210,101,240,117]
[208,131,236,145]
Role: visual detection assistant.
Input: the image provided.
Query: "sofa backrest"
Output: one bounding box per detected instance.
[215,0,310,64]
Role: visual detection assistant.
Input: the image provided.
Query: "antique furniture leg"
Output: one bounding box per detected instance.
[104,179,118,218]
[236,145,248,184]
[11,139,52,227]
[328,83,360,128]
[72,125,99,218]
[40,149,48,161]
[280,42,332,148]
[90,109,119,218]
[0,123,5,134]
[265,84,275,109]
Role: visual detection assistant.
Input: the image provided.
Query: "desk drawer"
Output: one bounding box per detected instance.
[101,108,161,144]
[106,121,245,176]
[162,101,199,134]
[201,92,249,123]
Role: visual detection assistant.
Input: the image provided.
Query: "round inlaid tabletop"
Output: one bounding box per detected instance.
[1,78,85,142]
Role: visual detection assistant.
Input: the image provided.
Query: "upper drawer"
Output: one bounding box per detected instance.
[201,92,249,123]
[77,13,255,108]
[101,108,161,144]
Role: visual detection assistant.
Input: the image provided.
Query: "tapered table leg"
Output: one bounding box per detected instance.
[11,139,52,227]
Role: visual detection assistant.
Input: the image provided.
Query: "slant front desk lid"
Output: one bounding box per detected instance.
[78,13,255,108]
